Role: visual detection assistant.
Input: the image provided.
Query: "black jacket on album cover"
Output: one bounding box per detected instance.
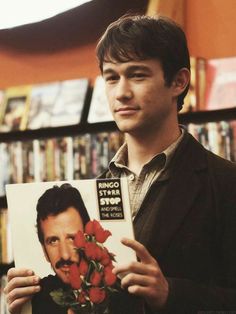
[31,274,142,314]
[32,275,68,314]
[99,132,236,314]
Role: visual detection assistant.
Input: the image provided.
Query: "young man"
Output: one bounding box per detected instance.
[5,15,236,314]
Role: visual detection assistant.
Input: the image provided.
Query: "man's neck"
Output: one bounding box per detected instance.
[125,124,181,176]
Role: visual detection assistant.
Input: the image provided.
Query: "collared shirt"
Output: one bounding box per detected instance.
[108,127,185,218]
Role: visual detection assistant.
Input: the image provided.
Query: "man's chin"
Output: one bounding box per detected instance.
[56,270,71,285]
[115,119,144,134]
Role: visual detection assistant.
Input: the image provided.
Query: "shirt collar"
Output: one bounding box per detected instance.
[109,126,185,176]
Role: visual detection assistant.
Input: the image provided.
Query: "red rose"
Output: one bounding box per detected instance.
[84,242,105,261]
[89,287,106,304]
[85,220,101,235]
[95,228,111,243]
[84,242,97,260]
[104,263,114,271]
[103,266,117,286]
[100,248,111,266]
[94,245,103,261]
[74,230,86,248]
[93,220,102,232]
[90,270,102,286]
[69,263,82,289]
[85,220,95,235]
[79,258,88,276]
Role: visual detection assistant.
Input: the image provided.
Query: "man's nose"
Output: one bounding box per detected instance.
[59,241,72,260]
[115,78,133,101]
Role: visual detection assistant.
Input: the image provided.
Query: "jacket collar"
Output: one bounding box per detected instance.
[135,132,208,257]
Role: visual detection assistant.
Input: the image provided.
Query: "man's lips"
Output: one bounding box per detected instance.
[115,106,140,114]
[60,265,71,272]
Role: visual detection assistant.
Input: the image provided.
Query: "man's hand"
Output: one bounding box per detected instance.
[113,238,169,310]
[4,268,41,314]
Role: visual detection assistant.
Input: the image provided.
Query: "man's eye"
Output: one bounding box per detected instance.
[132,72,147,79]
[69,235,75,242]
[47,238,58,245]
[104,75,119,83]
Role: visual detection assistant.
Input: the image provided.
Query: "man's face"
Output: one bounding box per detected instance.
[40,206,84,284]
[103,58,180,137]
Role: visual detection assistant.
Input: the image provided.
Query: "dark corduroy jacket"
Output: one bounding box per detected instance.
[100,132,236,314]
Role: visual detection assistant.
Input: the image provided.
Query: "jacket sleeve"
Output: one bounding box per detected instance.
[164,277,236,312]
[163,161,236,313]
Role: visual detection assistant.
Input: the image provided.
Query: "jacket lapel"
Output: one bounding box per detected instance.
[136,133,208,258]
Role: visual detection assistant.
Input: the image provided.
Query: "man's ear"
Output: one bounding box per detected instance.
[171,67,190,97]
[41,244,50,263]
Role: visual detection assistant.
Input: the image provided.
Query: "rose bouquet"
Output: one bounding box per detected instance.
[50,220,120,314]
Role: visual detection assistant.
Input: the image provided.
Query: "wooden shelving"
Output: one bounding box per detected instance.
[0,107,236,143]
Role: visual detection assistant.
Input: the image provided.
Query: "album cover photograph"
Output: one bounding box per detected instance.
[6,178,135,314]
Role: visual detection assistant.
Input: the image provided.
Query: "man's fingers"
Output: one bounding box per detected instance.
[121,272,156,289]
[113,260,157,276]
[114,238,159,276]
[127,285,151,297]
[8,295,31,314]
[7,268,34,281]
[121,238,157,264]
[4,275,40,294]
[7,285,40,302]
[4,267,41,314]
[6,285,41,314]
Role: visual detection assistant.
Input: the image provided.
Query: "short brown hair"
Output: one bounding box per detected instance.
[36,183,90,244]
[96,14,190,111]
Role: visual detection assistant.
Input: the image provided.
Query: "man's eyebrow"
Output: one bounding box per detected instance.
[102,68,116,75]
[125,65,152,73]
[103,65,152,75]
[67,232,76,237]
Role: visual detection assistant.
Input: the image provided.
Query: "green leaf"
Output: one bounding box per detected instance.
[50,289,76,307]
